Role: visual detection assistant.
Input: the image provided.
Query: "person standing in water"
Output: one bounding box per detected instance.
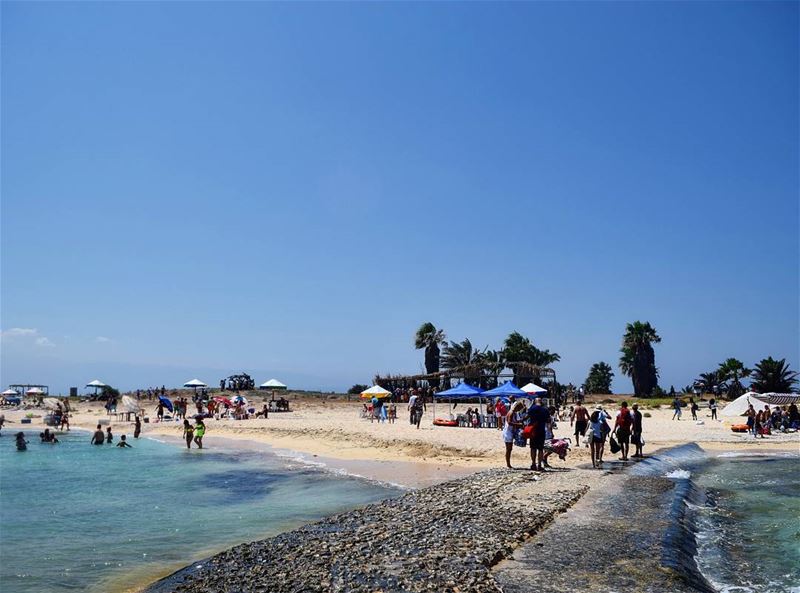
[116,435,132,448]
[105,427,114,444]
[91,425,105,445]
[183,420,194,449]
[16,432,29,451]
[134,416,142,439]
[193,419,205,449]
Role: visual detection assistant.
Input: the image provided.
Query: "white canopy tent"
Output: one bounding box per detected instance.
[1,389,20,396]
[520,382,548,395]
[26,387,46,396]
[86,379,107,397]
[360,385,391,399]
[721,392,768,418]
[259,379,287,390]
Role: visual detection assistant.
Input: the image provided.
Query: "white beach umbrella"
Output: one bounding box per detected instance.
[26,387,46,396]
[86,379,107,388]
[1,389,19,396]
[259,379,287,390]
[183,379,207,388]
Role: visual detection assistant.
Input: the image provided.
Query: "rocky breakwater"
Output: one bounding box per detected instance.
[146,469,590,593]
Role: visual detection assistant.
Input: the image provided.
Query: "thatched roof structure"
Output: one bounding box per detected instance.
[375,362,556,392]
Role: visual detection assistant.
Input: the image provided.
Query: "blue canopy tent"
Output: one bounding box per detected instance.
[433,383,485,426]
[482,381,529,401]
[435,383,484,399]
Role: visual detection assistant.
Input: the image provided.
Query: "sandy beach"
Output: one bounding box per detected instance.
[5,394,797,484]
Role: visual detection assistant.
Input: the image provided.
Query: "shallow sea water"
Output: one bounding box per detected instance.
[694,454,800,593]
[0,429,397,593]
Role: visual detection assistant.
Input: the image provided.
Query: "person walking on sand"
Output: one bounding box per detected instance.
[570,402,590,447]
[502,396,524,469]
[671,397,682,420]
[631,404,644,458]
[155,401,165,423]
[690,398,699,421]
[59,411,70,432]
[709,398,718,421]
[134,416,142,439]
[91,424,105,445]
[193,419,205,449]
[589,407,609,468]
[614,401,633,462]
[183,420,194,449]
[526,397,551,472]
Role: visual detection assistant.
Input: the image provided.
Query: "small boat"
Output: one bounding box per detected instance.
[432,418,458,427]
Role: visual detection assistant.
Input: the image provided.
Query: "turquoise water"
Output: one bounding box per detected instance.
[0,430,397,593]
[694,455,800,593]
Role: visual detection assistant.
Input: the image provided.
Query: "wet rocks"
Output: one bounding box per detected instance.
[147,469,588,593]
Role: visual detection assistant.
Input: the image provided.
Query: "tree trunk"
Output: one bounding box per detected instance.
[425,344,440,388]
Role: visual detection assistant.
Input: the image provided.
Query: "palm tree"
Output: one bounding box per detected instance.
[750,357,799,393]
[502,331,560,385]
[583,362,614,394]
[694,370,727,394]
[618,321,661,396]
[475,349,504,389]
[441,338,484,382]
[414,322,446,387]
[717,358,751,399]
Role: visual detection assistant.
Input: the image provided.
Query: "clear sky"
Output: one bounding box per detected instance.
[2,1,798,395]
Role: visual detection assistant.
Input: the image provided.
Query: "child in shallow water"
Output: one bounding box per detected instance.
[15,432,28,451]
[116,435,132,448]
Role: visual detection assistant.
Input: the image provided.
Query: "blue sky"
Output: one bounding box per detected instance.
[2,2,798,394]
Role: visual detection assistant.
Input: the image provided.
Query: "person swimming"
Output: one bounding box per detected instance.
[41,428,59,443]
[91,425,105,445]
[15,432,28,451]
[116,435,132,448]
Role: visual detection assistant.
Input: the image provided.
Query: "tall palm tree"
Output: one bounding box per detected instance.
[583,362,614,394]
[414,322,446,386]
[502,331,560,385]
[750,357,799,393]
[717,358,751,399]
[619,321,661,396]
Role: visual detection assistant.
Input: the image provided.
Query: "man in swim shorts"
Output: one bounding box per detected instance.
[570,402,589,446]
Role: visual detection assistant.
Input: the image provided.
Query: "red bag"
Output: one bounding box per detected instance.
[521,424,535,439]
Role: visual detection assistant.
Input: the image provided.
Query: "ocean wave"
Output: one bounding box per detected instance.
[664,469,691,479]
